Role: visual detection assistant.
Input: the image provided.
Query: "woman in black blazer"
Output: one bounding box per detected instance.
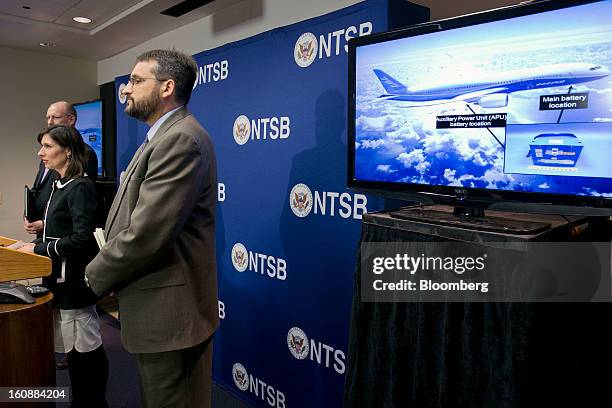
[18,125,108,407]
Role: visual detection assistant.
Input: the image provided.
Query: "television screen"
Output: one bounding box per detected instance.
[74,99,103,176]
[349,0,612,213]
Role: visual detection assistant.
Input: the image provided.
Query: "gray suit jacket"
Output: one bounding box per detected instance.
[85,107,219,353]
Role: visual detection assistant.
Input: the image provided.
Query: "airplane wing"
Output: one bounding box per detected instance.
[452,87,508,102]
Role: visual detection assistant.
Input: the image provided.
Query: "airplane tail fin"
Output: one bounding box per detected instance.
[373,69,408,95]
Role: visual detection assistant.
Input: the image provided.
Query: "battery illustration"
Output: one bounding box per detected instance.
[526,133,583,167]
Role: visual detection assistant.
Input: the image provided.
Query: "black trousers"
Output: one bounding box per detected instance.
[135,336,214,408]
[67,345,109,408]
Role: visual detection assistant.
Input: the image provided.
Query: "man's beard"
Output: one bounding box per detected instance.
[125,90,161,122]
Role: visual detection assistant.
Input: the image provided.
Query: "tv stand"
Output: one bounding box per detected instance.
[390,205,551,235]
[346,210,612,408]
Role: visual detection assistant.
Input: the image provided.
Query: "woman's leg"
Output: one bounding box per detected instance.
[67,345,109,408]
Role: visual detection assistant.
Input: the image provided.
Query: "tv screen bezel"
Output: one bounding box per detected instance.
[347,0,612,215]
[74,98,104,177]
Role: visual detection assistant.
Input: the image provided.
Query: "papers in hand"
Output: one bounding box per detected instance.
[93,228,106,249]
[24,186,36,221]
[7,240,27,250]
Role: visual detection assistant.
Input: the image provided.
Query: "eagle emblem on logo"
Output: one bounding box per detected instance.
[118,83,127,104]
[289,183,313,217]
[233,115,250,145]
[297,41,314,61]
[293,191,309,210]
[232,363,249,391]
[287,327,309,360]
[289,333,307,355]
[294,32,318,68]
[236,122,248,138]
[231,243,248,272]
[233,250,246,269]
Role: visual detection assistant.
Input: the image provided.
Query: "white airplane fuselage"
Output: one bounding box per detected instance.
[376,63,610,105]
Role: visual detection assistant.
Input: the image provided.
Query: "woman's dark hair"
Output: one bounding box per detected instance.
[38,125,86,179]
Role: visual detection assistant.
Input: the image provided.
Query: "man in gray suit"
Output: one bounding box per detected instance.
[85,49,218,407]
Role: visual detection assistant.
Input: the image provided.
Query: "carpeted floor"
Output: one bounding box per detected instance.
[55,309,250,408]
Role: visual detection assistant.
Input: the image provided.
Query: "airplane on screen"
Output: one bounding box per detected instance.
[373,63,610,108]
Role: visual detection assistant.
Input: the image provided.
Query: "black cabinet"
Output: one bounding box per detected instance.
[344,207,612,407]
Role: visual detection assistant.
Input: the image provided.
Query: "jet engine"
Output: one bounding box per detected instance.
[478,93,509,108]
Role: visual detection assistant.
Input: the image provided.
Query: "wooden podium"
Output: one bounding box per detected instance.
[0,236,51,282]
[0,235,54,406]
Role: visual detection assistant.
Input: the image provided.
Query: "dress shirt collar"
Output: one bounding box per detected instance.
[146,105,183,142]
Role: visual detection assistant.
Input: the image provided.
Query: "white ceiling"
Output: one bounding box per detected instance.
[0,0,242,61]
[1,0,524,62]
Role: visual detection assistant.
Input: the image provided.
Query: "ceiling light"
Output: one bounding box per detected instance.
[39,42,57,47]
[73,16,92,24]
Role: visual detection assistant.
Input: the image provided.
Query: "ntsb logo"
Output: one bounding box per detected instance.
[231,243,248,272]
[289,183,367,220]
[118,83,127,104]
[286,326,346,374]
[193,60,228,89]
[233,115,250,145]
[290,184,313,217]
[294,32,318,67]
[231,242,287,281]
[233,114,290,145]
[232,362,286,408]
[287,327,309,360]
[232,363,249,391]
[294,22,373,67]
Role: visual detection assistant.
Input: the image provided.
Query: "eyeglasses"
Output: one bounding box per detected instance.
[46,114,71,121]
[127,76,169,86]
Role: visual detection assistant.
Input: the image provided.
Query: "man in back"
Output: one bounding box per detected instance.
[85,49,219,407]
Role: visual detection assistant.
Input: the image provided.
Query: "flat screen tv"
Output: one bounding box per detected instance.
[348,0,612,222]
[74,99,103,177]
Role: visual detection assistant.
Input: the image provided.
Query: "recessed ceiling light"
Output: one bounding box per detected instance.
[73,16,92,24]
[39,42,57,47]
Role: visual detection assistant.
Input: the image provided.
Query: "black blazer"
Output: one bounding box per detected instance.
[31,143,98,223]
[34,176,98,309]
